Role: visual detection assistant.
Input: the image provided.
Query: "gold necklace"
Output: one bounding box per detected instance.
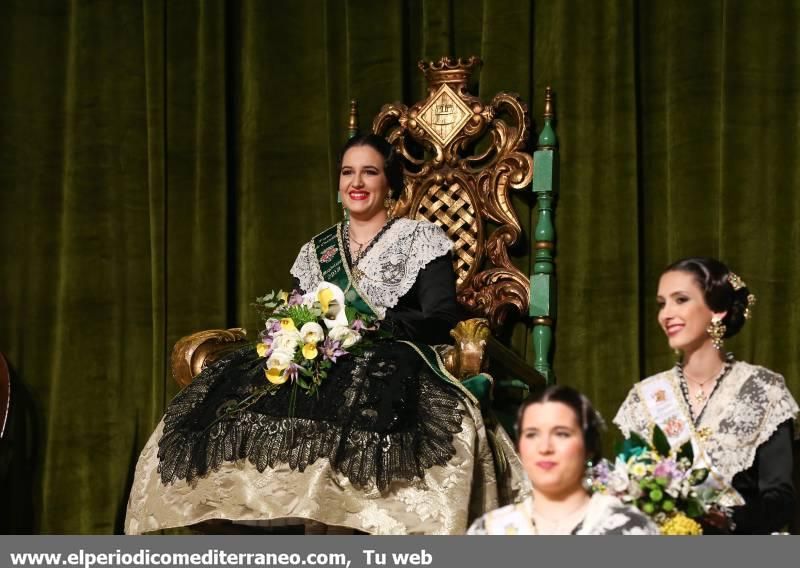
[347,222,388,281]
[684,365,725,404]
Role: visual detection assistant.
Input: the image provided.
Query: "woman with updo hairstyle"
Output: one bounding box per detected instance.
[468,385,658,535]
[614,257,799,534]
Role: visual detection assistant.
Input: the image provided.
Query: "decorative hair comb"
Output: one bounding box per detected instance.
[728,272,756,319]
[727,272,746,291]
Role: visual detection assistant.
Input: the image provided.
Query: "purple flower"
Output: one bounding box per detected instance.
[264,318,282,334]
[654,459,681,480]
[351,318,378,331]
[321,337,346,363]
[592,461,612,484]
[286,362,301,383]
[287,290,304,306]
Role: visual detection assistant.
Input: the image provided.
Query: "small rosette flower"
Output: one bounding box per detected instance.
[271,329,302,353]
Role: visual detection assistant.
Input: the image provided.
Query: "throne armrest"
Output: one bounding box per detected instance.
[485,336,546,395]
[170,328,249,387]
[440,319,491,380]
[440,318,545,393]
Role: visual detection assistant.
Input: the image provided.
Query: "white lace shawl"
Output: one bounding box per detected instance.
[614,361,800,487]
[289,218,453,318]
[466,493,658,535]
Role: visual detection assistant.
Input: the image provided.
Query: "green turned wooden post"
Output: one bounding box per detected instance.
[530,87,558,385]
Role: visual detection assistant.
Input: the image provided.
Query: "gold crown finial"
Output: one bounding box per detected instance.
[418,56,482,90]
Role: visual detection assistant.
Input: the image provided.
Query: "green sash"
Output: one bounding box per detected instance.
[312,224,479,407]
[398,341,479,406]
[312,224,376,317]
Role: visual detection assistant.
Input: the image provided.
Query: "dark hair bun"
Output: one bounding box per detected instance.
[723,285,752,338]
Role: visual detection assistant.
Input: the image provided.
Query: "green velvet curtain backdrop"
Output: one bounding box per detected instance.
[1,0,798,533]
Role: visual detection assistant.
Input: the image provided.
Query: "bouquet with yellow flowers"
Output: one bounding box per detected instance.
[252,282,379,397]
[586,426,731,535]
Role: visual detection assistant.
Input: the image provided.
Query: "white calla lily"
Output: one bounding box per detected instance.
[313,282,349,329]
[299,322,325,344]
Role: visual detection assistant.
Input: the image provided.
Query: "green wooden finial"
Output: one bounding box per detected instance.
[537,86,557,148]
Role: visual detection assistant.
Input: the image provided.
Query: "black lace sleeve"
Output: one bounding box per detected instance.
[383,253,464,345]
[730,419,796,534]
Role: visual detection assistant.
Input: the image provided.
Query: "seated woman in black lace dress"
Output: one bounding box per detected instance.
[125,134,529,535]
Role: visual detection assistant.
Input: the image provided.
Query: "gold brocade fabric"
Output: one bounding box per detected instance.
[125,400,530,535]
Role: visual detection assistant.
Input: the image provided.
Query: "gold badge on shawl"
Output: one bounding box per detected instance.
[696,427,712,441]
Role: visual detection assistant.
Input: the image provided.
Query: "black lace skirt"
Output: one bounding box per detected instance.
[158,342,465,491]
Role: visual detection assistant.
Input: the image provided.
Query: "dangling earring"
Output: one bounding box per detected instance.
[582,459,595,492]
[707,317,726,350]
[384,196,396,220]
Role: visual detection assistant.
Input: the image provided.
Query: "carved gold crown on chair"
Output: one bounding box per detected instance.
[374,56,533,330]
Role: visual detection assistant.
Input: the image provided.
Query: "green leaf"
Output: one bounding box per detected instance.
[685,498,704,518]
[296,376,310,389]
[651,425,671,456]
[677,440,694,463]
[628,431,648,449]
[689,468,709,485]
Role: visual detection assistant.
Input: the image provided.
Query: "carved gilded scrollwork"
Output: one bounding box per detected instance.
[440,318,491,380]
[373,56,533,329]
[171,328,248,387]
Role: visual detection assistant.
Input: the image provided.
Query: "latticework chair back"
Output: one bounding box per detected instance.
[373,57,533,329]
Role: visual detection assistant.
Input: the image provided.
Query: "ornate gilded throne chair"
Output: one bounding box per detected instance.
[172,56,558,413]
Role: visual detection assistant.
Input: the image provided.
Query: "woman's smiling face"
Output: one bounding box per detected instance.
[339,145,390,222]
[657,270,725,352]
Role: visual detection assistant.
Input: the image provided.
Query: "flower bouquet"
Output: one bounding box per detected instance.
[586,426,731,535]
[252,282,378,396]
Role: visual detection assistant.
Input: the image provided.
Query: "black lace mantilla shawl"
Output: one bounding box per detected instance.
[157,341,466,491]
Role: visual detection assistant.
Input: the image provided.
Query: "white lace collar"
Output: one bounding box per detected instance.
[290,218,452,318]
[614,361,800,486]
